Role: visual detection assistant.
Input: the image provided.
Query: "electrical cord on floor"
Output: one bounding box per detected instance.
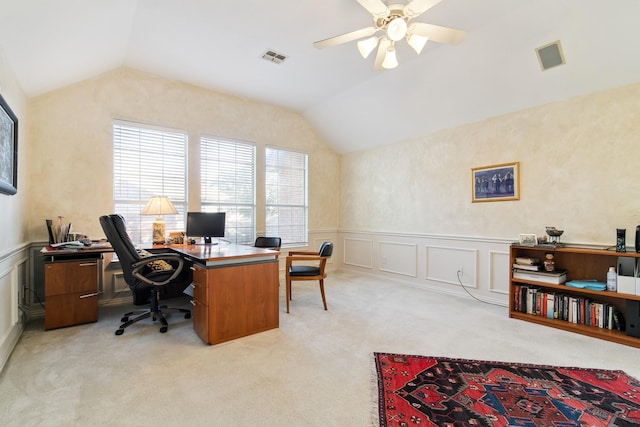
[18,303,31,323]
[24,287,45,309]
[456,271,505,307]
[101,288,128,305]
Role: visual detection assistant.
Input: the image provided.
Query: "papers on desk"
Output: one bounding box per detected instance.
[41,241,112,253]
[51,241,85,248]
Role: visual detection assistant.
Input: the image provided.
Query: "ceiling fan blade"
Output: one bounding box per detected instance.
[404,0,443,18]
[355,0,390,18]
[313,27,377,49]
[409,22,466,45]
[373,38,392,70]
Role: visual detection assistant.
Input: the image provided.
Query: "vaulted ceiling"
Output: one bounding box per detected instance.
[1,1,639,153]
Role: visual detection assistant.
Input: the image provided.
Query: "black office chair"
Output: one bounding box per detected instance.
[99,214,191,335]
[254,236,282,250]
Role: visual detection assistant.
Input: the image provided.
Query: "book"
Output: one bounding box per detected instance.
[515,256,540,265]
[512,263,542,271]
[546,292,555,319]
[513,269,567,285]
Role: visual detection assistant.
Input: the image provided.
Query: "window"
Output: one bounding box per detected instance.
[200,136,256,244]
[113,121,187,244]
[265,147,308,246]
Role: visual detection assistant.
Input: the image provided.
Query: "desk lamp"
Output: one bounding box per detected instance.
[141,196,178,244]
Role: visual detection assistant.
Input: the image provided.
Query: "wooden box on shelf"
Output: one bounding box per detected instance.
[509,244,640,348]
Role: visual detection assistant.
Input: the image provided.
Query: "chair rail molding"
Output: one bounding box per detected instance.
[0,244,29,373]
[338,229,512,306]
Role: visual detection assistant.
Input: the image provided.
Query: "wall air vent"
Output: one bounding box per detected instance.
[262,50,288,64]
[536,40,565,71]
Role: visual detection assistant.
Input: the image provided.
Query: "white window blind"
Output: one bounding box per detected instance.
[200,136,256,244]
[265,146,308,246]
[113,121,187,244]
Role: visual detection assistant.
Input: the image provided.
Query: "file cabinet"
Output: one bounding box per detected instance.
[44,256,100,330]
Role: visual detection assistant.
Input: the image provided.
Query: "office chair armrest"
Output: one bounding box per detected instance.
[131,254,184,286]
[287,250,318,256]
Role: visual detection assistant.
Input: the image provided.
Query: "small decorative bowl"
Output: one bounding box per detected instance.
[546,228,564,237]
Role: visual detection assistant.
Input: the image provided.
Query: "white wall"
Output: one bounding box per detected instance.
[0,46,29,372]
[339,83,640,302]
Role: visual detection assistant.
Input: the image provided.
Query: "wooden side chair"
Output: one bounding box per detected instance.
[254,236,282,250]
[254,236,282,260]
[285,242,333,313]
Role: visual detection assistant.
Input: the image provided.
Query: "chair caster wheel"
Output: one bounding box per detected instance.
[159,326,168,333]
[185,313,191,319]
[121,317,129,322]
[115,329,124,336]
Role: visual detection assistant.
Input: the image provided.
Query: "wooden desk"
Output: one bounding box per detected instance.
[167,244,280,345]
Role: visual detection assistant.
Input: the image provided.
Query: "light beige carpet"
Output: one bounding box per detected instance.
[1,270,639,426]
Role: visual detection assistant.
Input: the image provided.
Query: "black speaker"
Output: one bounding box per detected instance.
[635,225,640,253]
[617,228,626,252]
[626,301,640,338]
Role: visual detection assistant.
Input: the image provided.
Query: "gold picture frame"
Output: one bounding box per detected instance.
[472,162,519,202]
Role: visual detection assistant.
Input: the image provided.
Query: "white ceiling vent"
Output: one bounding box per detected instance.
[262,50,288,64]
[536,40,565,71]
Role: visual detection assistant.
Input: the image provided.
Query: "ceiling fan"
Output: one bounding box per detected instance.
[313,0,466,70]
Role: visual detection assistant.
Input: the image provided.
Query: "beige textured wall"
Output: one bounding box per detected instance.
[0,46,28,250]
[341,82,640,246]
[26,68,340,241]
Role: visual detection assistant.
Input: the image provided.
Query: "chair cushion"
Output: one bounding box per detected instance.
[138,249,174,271]
[289,265,320,276]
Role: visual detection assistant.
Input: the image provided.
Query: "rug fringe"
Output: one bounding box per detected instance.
[370,352,381,427]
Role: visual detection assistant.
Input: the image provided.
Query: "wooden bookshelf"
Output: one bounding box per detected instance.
[509,244,640,348]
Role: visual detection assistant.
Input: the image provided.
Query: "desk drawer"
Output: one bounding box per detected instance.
[45,260,99,296]
[45,291,98,330]
[191,265,208,302]
[191,298,208,342]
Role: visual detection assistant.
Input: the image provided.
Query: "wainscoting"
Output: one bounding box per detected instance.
[340,231,512,305]
[0,243,29,372]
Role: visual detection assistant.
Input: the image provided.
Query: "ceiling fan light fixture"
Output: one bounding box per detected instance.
[357,36,379,58]
[381,45,398,69]
[386,17,407,41]
[407,33,429,54]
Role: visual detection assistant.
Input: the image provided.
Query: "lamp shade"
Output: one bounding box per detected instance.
[407,33,429,54]
[141,196,178,216]
[357,36,379,59]
[382,46,398,69]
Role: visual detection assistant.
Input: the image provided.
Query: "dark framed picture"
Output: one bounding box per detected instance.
[0,93,18,195]
[471,161,519,202]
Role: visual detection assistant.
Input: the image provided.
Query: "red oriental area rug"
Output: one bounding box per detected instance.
[373,353,640,427]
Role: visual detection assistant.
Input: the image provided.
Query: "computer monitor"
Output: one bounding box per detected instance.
[186,212,226,244]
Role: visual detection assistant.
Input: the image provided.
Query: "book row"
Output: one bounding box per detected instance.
[513,285,617,330]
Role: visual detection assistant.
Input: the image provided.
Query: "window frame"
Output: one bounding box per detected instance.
[112,120,188,245]
[265,145,308,247]
[199,135,256,245]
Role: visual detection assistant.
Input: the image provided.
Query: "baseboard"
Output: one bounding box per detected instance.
[0,322,24,374]
[340,266,507,307]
